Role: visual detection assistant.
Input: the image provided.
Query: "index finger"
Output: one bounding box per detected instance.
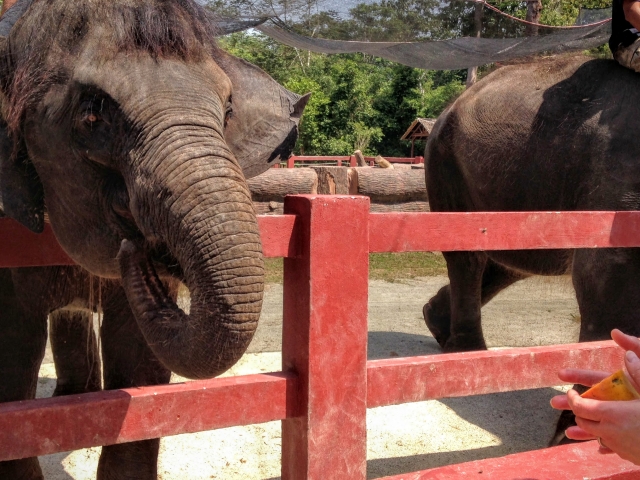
[611,329,640,356]
[566,389,611,422]
[558,368,610,387]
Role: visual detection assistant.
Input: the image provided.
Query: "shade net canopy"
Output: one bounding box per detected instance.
[209,0,612,69]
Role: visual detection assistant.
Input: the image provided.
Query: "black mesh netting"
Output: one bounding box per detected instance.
[209,0,612,69]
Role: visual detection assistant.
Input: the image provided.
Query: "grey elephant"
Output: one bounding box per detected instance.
[422,54,640,442]
[0,0,308,477]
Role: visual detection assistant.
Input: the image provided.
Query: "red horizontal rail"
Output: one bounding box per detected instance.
[0,218,73,267]
[367,341,622,408]
[287,155,353,167]
[288,156,352,161]
[369,211,640,252]
[0,372,296,462]
[7,210,639,267]
[286,156,423,168]
[0,341,622,462]
[363,156,424,164]
[0,215,297,268]
[380,441,640,479]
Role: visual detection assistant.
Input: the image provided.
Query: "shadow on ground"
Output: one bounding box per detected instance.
[368,331,440,360]
[366,387,564,479]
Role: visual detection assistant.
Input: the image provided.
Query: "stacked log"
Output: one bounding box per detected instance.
[349,167,429,212]
[311,166,350,195]
[247,165,429,213]
[247,168,317,214]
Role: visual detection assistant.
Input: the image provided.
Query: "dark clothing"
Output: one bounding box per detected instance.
[610,0,637,53]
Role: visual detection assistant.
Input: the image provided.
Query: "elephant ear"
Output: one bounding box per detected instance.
[211,48,310,179]
[0,120,45,233]
[0,0,45,233]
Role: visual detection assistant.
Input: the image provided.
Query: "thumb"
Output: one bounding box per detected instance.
[625,350,640,389]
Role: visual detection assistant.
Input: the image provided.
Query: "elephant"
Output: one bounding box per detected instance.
[0,0,309,477]
[422,54,640,444]
[0,266,184,479]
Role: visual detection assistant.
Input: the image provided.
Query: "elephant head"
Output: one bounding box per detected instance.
[0,0,308,379]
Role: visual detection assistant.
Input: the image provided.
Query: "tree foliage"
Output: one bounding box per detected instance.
[221,31,466,156]
[218,0,610,156]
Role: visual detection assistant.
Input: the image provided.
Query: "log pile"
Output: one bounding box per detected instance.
[311,166,351,195]
[247,168,317,214]
[349,167,429,212]
[248,165,429,214]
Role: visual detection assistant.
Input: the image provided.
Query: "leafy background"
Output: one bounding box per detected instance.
[218,0,611,156]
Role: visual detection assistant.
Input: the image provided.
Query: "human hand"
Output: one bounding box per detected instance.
[550,370,613,451]
[550,389,640,462]
[551,329,640,399]
[550,329,640,464]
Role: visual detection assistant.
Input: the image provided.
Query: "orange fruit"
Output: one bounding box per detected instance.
[581,370,640,401]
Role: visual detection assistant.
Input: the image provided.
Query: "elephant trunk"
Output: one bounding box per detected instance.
[118,113,264,379]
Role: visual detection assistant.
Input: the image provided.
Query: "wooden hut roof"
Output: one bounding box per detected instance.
[400,118,437,141]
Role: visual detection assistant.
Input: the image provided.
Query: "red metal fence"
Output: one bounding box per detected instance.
[1,195,640,478]
[278,155,425,168]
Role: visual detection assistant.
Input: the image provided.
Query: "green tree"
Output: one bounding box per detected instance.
[216,0,609,157]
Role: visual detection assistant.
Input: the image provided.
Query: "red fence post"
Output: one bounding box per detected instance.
[281,195,369,480]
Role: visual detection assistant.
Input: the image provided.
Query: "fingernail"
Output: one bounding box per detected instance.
[626,350,639,364]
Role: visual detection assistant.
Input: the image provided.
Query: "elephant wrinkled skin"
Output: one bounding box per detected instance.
[0,0,307,478]
[423,55,640,444]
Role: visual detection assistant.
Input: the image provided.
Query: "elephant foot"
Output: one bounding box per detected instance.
[549,409,579,447]
[549,384,588,447]
[53,378,102,397]
[98,440,160,480]
[442,332,487,353]
[423,302,451,348]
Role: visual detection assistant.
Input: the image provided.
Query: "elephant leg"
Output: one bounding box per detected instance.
[572,248,640,341]
[50,309,102,396]
[0,269,47,480]
[97,283,172,480]
[550,248,640,445]
[427,251,488,351]
[424,257,527,350]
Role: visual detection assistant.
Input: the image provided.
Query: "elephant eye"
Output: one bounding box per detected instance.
[224,96,232,126]
[79,97,111,129]
[84,112,100,123]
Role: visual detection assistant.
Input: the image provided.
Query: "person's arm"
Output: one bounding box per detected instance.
[624,0,640,32]
[0,0,19,17]
[551,330,640,464]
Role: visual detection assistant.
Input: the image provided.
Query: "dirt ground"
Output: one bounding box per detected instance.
[37,275,581,479]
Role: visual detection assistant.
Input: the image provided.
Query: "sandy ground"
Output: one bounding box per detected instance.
[37,275,580,479]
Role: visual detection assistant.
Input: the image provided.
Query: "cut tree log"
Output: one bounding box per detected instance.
[249,166,429,213]
[253,201,284,215]
[369,201,430,212]
[375,156,393,169]
[247,168,317,202]
[353,150,368,167]
[311,166,350,195]
[348,167,427,203]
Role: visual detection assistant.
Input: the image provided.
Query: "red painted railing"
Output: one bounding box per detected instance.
[282,155,425,168]
[1,196,639,479]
